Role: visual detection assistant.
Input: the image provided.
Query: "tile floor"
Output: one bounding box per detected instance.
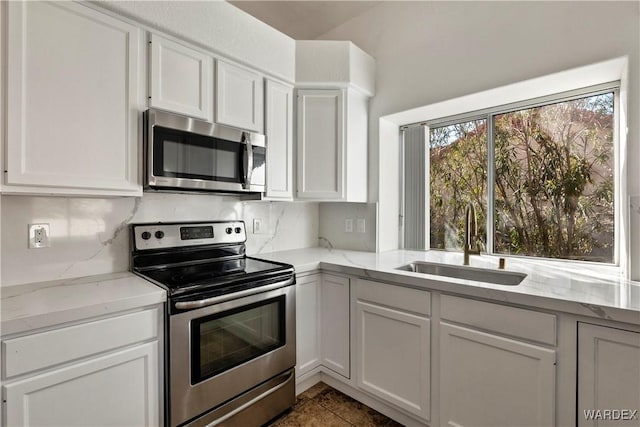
[268,382,403,427]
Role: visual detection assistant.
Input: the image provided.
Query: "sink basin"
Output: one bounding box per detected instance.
[396,261,526,286]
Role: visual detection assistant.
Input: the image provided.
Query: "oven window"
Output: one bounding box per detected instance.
[153,126,242,183]
[191,296,286,384]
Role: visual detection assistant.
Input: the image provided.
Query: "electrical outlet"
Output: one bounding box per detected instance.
[29,223,51,249]
[356,218,366,233]
[345,219,354,233]
[253,218,265,234]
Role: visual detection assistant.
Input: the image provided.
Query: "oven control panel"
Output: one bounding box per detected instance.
[132,221,246,250]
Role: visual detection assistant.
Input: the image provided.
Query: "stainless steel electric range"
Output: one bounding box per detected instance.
[130,221,296,427]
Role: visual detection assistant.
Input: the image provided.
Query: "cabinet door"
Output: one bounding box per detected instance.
[296,274,321,377]
[321,274,350,378]
[215,61,264,132]
[149,34,213,121]
[3,342,159,427]
[5,1,141,195]
[355,300,430,420]
[578,323,640,427]
[296,89,344,200]
[440,322,556,427]
[264,80,294,200]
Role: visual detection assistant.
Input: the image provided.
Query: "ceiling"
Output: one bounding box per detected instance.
[228,1,380,40]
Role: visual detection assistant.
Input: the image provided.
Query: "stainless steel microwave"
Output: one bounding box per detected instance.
[144,109,265,194]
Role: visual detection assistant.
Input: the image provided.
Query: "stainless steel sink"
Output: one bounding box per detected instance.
[396,261,526,286]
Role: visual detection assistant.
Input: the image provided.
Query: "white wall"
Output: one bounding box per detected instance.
[318,1,640,277]
[98,0,295,81]
[1,194,318,287]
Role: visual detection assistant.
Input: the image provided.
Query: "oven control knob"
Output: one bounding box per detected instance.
[155,231,165,239]
[225,227,232,234]
[141,231,151,240]
[235,227,242,234]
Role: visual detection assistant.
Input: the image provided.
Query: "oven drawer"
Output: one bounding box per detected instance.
[185,369,295,427]
[3,308,159,379]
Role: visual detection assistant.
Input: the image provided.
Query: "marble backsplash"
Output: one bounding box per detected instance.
[1,194,319,287]
[319,202,377,252]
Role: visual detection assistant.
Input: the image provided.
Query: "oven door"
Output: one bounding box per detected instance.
[169,283,295,427]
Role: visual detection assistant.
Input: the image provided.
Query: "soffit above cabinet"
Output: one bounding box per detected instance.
[229,1,381,40]
[98,0,296,82]
[296,40,375,96]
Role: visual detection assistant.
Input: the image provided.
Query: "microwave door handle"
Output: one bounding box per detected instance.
[242,133,253,189]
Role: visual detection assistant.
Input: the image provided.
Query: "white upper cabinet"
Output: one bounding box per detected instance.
[295,41,373,202]
[149,34,213,121]
[215,60,264,132]
[264,80,294,200]
[4,1,142,196]
[297,89,344,200]
[296,89,368,202]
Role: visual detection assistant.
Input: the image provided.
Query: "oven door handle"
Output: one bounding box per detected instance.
[174,277,294,310]
[206,369,294,427]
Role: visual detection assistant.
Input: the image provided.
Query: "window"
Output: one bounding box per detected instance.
[429,119,487,251]
[407,86,617,264]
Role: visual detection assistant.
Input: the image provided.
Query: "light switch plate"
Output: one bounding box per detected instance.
[356,218,366,233]
[29,223,51,248]
[345,219,354,233]
[253,218,265,234]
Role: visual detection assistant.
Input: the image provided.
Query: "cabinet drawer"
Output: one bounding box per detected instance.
[440,295,556,345]
[355,279,431,316]
[3,308,159,378]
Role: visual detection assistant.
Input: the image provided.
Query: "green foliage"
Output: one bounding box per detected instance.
[429,120,487,250]
[429,93,615,262]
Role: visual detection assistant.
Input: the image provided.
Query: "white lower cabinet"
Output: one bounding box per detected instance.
[295,273,350,380]
[1,307,162,427]
[354,279,431,421]
[320,274,350,378]
[295,274,640,427]
[296,274,322,376]
[4,342,159,427]
[439,322,556,427]
[578,323,640,427]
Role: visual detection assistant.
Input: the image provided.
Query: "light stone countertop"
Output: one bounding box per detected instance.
[1,272,166,336]
[2,248,638,337]
[257,248,640,326]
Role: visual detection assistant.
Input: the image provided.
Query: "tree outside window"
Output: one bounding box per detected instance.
[428,91,615,263]
[429,120,487,251]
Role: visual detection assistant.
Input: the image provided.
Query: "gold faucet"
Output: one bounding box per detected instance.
[463,203,481,265]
